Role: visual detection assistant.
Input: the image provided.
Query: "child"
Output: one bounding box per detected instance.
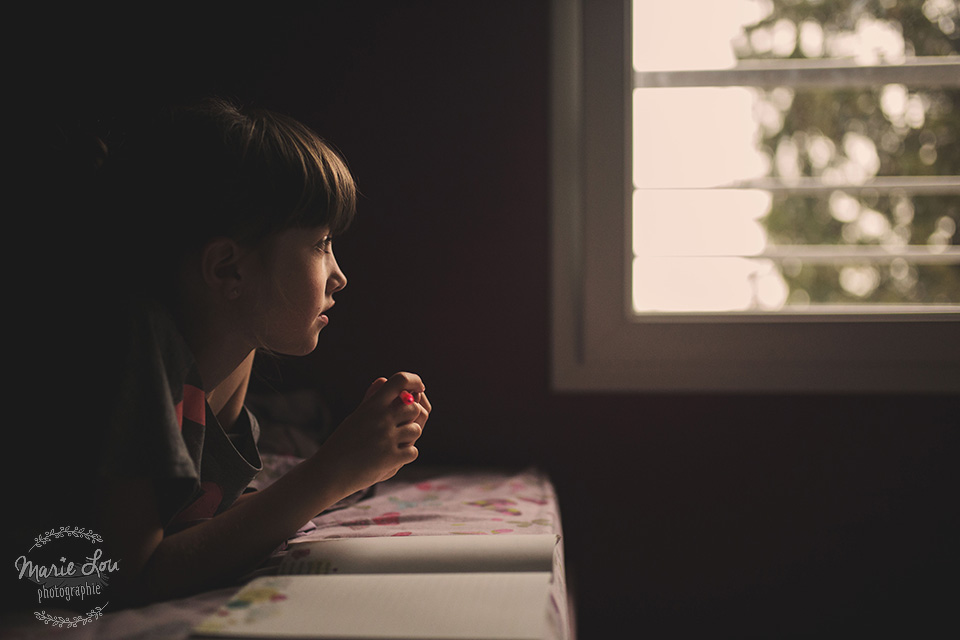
[30,96,431,606]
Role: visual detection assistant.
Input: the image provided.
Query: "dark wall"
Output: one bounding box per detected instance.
[41,2,958,637]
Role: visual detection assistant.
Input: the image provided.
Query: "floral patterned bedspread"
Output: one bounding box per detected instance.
[260,458,563,539]
[3,458,572,640]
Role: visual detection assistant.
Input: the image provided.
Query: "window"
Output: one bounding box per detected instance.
[550,0,960,392]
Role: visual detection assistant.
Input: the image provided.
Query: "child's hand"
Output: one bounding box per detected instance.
[315,372,431,498]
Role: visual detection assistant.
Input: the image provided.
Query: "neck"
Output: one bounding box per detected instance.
[167,296,254,393]
[177,309,255,428]
[189,332,255,394]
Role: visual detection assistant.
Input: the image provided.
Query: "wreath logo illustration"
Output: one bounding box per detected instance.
[15,526,118,627]
[30,526,103,550]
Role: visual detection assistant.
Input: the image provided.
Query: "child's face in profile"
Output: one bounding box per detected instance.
[241,226,347,356]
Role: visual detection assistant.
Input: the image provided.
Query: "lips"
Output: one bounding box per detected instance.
[318,302,334,326]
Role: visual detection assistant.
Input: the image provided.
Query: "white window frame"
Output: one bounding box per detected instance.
[550,0,960,393]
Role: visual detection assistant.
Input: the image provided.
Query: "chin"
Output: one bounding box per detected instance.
[272,336,320,357]
[291,342,320,357]
[299,335,322,356]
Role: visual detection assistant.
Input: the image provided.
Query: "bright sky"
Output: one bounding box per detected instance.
[632,0,780,312]
[630,0,914,312]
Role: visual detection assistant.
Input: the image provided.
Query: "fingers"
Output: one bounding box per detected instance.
[372,372,425,406]
[395,440,419,465]
[414,391,431,427]
[396,422,422,447]
[365,371,430,450]
[393,390,429,436]
[401,445,419,464]
[368,372,431,427]
[364,377,388,401]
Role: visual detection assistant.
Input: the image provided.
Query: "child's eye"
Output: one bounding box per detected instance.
[315,237,334,254]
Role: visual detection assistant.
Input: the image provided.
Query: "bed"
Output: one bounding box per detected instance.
[3,417,573,640]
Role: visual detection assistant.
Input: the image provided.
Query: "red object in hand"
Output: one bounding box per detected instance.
[399,391,416,405]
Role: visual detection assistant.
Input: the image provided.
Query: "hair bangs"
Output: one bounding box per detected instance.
[247,109,357,239]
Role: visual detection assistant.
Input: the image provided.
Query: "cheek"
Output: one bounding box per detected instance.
[281,263,329,319]
[291,268,327,310]
[257,251,329,317]
[272,256,319,298]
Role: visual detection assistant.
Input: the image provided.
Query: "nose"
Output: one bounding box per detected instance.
[329,257,347,294]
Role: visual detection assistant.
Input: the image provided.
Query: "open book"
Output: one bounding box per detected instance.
[193,534,558,640]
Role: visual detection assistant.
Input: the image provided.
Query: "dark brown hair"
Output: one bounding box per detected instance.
[99,96,356,292]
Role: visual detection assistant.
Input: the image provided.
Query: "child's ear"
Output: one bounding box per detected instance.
[200,237,245,299]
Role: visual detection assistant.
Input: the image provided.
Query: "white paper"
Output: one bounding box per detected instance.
[280,534,558,575]
[193,572,552,639]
